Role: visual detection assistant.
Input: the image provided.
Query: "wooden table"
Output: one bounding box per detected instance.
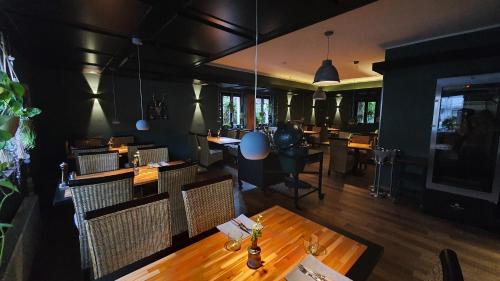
[348,143,372,150]
[101,206,382,281]
[207,136,241,145]
[53,160,185,205]
[110,146,129,154]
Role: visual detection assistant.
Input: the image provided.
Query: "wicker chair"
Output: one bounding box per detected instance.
[108,136,134,148]
[138,146,169,166]
[196,135,222,168]
[181,174,234,238]
[76,151,119,175]
[69,172,134,269]
[72,146,109,157]
[158,162,198,236]
[328,138,355,176]
[127,143,155,163]
[84,193,172,279]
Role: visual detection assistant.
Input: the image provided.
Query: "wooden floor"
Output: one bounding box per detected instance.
[228,150,500,281]
[33,149,500,281]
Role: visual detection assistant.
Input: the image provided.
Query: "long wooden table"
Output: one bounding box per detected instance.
[53,161,185,205]
[207,136,241,145]
[100,205,382,281]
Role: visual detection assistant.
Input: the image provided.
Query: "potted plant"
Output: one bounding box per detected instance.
[0,70,40,267]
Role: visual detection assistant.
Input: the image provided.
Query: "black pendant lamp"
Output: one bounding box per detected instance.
[313,31,340,87]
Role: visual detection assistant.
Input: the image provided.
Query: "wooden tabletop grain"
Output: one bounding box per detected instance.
[207,136,241,145]
[74,160,185,186]
[117,205,367,281]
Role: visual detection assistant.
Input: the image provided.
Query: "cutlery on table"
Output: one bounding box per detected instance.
[231,219,251,234]
[298,264,328,281]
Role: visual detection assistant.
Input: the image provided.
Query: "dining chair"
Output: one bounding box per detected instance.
[76,151,119,175]
[158,162,198,236]
[181,174,234,238]
[427,249,464,281]
[84,193,172,279]
[137,145,169,166]
[328,138,355,176]
[337,131,352,140]
[108,136,134,148]
[68,172,134,269]
[127,143,155,163]
[72,146,109,157]
[196,135,222,168]
[226,130,237,139]
[238,130,249,139]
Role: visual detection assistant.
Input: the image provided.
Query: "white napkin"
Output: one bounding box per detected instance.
[148,163,161,168]
[159,161,168,166]
[286,255,352,281]
[216,214,255,240]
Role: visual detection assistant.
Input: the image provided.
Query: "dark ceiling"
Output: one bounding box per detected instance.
[0,0,375,89]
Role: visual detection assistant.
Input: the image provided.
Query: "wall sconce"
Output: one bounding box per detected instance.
[195,98,202,103]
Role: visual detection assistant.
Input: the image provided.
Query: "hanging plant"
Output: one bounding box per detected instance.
[0,70,41,265]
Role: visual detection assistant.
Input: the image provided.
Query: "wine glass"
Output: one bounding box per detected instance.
[224,231,242,251]
[304,234,320,256]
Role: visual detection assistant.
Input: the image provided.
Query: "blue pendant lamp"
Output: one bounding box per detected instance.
[313,31,340,87]
[240,0,271,160]
[132,37,150,131]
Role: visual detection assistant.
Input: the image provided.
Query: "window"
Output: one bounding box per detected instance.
[356,101,365,124]
[255,96,271,125]
[221,93,242,127]
[356,101,377,124]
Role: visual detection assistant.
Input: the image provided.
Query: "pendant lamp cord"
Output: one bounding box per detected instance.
[327,35,330,60]
[137,44,145,120]
[112,71,118,120]
[254,0,258,131]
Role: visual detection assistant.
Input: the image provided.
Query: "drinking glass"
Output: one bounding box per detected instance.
[224,231,242,251]
[304,234,320,255]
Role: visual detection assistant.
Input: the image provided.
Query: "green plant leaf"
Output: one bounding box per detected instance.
[0,130,12,142]
[24,107,42,118]
[0,179,18,192]
[12,83,25,99]
[0,223,13,229]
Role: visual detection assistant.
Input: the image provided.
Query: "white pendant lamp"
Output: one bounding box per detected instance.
[240,0,270,160]
[313,31,340,87]
[132,37,149,131]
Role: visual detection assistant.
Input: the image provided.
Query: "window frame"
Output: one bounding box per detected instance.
[355,99,378,124]
[221,92,243,128]
[255,95,272,126]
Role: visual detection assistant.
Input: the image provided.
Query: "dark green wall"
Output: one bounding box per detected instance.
[380,28,500,157]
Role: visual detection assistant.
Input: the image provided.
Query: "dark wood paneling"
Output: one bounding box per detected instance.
[156,16,250,55]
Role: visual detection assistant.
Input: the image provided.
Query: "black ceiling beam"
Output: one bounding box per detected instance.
[179,8,255,40]
[372,43,500,74]
[3,8,206,59]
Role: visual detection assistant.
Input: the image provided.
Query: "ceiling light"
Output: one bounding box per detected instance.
[132,37,149,131]
[313,87,327,100]
[313,31,340,86]
[240,0,270,161]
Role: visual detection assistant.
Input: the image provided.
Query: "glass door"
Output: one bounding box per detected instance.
[427,73,500,203]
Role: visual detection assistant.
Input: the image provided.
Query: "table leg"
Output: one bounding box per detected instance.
[293,172,300,209]
[318,154,325,200]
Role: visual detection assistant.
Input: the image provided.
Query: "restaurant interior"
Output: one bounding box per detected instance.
[0,0,499,281]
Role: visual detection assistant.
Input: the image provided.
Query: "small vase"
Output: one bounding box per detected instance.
[247,239,262,269]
